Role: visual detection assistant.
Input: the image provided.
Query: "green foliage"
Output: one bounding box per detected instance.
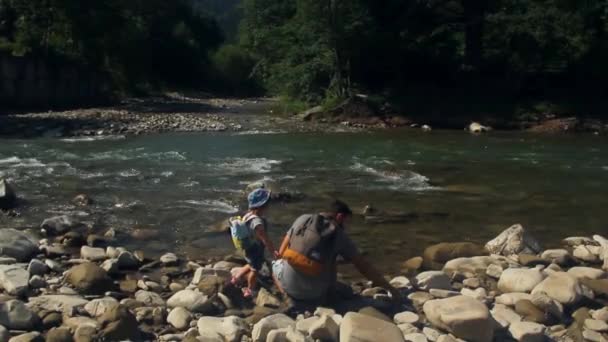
[211,43,260,95]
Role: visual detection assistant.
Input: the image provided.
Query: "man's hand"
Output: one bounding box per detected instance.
[388,286,403,304]
[273,250,281,259]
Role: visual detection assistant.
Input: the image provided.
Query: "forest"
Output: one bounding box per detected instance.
[1,0,607,114]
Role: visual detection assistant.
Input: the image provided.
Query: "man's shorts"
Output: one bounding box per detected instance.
[244,244,265,271]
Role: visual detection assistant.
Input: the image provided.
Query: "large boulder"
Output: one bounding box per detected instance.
[340,312,405,342]
[0,229,38,262]
[485,224,541,256]
[197,316,248,342]
[0,264,29,295]
[423,242,487,270]
[531,272,583,306]
[65,263,113,295]
[423,295,494,342]
[0,300,41,330]
[252,314,295,342]
[498,268,545,293]
[40,216,82,236]
[0,179,17,210]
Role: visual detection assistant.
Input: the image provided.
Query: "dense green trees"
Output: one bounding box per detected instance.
[1,0,607,108]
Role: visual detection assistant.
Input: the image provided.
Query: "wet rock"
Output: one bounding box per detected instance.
[340,312,405,342]
[0,300,41,330]
[423,242,487,270]
[414,271,451,291]
[309,314,339,341]
[167,290,209,312]
[423,295,494,342]
[66,263,113,295]
[0,179,17,210]
[394,311,421,325]
[252,314,295,342]
[80,246,106,262]
[0,264,28,295]
[27,259,47,276]
[135,290,165,307]
[485,224,542,256]
[0,229,38,262]
[45,327,73,342]
[98,304,140,341]
[197,316,248,342]
[508,321,546,342]
[498,268,545,293]
[72,194,93,207]
[84,297,119,318]
[167,307,192,330]
[116,251,139,269]
[41,216,82,236]
[27,295,89,314]
[531,272,583,306]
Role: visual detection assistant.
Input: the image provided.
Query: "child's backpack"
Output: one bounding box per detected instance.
[229,213,258,251]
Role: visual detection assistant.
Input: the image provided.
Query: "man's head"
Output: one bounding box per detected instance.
[328,200,353,227]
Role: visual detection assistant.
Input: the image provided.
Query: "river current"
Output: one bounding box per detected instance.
[1,130,607,274]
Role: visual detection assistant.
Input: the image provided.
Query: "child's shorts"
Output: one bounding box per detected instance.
[244,244,265,271]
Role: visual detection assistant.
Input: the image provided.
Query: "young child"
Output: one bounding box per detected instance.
[231,188,279,297]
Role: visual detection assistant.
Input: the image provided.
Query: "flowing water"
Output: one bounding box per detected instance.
[1,130,607,274]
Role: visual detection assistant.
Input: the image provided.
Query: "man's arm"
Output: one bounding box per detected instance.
[278,234,290,257]
[351,254,402,302]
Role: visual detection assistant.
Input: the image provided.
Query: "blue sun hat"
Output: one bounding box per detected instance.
[248,188,271,209]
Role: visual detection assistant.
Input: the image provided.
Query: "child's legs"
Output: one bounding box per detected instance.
[234,264,251,280]
[244,244,265,290]
[247,269,258,290]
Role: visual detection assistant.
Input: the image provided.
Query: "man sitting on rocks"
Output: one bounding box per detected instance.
[273,200,401,311]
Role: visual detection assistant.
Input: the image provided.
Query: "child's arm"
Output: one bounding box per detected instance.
[254,225,278,258]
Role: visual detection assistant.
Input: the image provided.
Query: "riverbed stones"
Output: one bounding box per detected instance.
[8,332,42,342]
[310,314,339,341]
[531,272,583,306]
[593,234,608,271]
[414,271,451,291]
[573,245,600,263]
[252,314,295,342]
[197,316,248,342]
[41,215,81,236]
[404,333,427,342]
[167,290,209,312]
[340,312,405,342]
[591,307,608,321]
[508,321,546,342]
[567,266,607,280]
[585,319,608,332]
[66,263,113,295]
[0,179,17,210]
[45,327,73,342]
[394,311,421,325]
[514,300,547,324]
[531,291,563,319]
[0,264,28,295]
[27,259,47,276]
[27,295,89,314]
[423,242,487,270]
[0,325,7,342]
[0,300,41,330]
[541,249,573,266]
[167,307,192,330]
[423,295,494,342]
[80,246,106,262]
[256,287,281,308]
[116,251,139,269]
[485,224,542,256]
[498,268,545,293]
[491,304,522,328]
[160,253,179,266]
[135,290,165,307]
[98,304,139,341]
[443,256,508,278]
[84,297,119,318]
[0,229,37,262]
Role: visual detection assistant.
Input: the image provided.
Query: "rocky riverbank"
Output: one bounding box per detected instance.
[1,220,607,342]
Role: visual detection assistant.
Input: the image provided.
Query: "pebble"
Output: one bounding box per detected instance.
[462,277,480,288]
[585,319,608,332]
[394,311,420,325]
[592,307,608,322]
[486,264,503,279]
[404,333,428,342]
[582,329,605,342]
[160,253,179,266]
[423,327,441,342]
